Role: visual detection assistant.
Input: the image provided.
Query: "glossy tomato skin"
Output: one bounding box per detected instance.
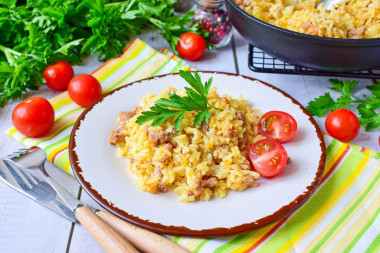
[68,74,102,107]
[43,61,74,91]
[248,139,288,177]
[258,111,297,143]
[325,108,360,142]
[12,97,55,137]
[177,32,206,61]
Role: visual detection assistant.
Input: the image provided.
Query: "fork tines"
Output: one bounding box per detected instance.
[5,148,32,159]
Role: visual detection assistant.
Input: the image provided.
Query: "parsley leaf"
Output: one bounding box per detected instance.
[329,79,359,110]
[193,110,211,126]
[136,70,221,131]
[306,92,335,117]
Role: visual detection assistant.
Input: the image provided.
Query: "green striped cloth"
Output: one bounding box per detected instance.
[6,39,380,252]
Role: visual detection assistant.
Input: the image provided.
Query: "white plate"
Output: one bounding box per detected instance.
[69,72,325,236]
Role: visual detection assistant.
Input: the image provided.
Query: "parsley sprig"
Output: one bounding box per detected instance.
[136,70,222,131]
[306,79,380,130]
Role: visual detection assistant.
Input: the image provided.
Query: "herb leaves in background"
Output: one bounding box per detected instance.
[0,0,206,106]
[81,0,142,60]
[136,70,221,131]
[306,79,380,130]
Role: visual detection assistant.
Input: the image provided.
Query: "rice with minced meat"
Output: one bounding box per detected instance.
[234,0,380,39]
[109,87,263,202]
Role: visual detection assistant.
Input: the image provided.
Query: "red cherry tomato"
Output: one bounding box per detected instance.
[68,74,102,107]
[177,32,206,61]
[43,61,74,91]
[258,111,297,143]
[248,139,288,177]
[12,97,55,137]
[325,108,360,142]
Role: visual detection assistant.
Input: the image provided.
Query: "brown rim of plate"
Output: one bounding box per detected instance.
[69,71,326,237]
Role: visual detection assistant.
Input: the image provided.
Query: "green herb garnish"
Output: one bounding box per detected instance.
[306,79,380,130]
[136,70,222,131]
[0,0,210,106]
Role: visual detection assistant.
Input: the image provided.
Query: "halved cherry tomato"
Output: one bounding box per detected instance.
[68,74,102,107]
[12,97,55,137]
[177,32,206,61]
[248,139,288,177]
[325,108,359,142]
[258,111,297,143]
[43,61,74,91]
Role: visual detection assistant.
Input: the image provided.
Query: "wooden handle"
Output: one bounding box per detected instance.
[75,206,138,253]
[97,210,189,253]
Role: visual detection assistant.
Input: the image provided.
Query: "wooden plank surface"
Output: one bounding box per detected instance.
[0,29,378,253]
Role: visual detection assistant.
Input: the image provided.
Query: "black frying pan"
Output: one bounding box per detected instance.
[225,0,380,72]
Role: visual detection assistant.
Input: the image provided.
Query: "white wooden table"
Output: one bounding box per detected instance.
[0,30,378,253]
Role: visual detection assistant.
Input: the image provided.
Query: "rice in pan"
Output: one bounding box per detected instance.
[109,87,263,202]
[234,0,380,39]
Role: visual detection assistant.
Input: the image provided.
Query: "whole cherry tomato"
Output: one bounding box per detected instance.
[248,139,288,177]
[12,97,55,137]
[258,111,297,143]
[43,61,74,91]
[177,32,206,61]
[325,108,360,142]
[68,74,102,107]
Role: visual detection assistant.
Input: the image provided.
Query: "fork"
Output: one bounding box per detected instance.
[318,0,348,10]
[3,147,138,253]
[3,147,189,253]
[2,160,77,221]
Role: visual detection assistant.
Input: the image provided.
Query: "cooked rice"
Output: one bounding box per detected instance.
[114,87,263,202]
[234,0,380,38]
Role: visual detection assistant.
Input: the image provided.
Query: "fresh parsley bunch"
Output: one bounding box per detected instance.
[0,0,207,106]
[136,70,222,131]
[307,79,380,130]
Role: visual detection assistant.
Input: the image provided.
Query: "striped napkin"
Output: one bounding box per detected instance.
[6,39,380,252]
